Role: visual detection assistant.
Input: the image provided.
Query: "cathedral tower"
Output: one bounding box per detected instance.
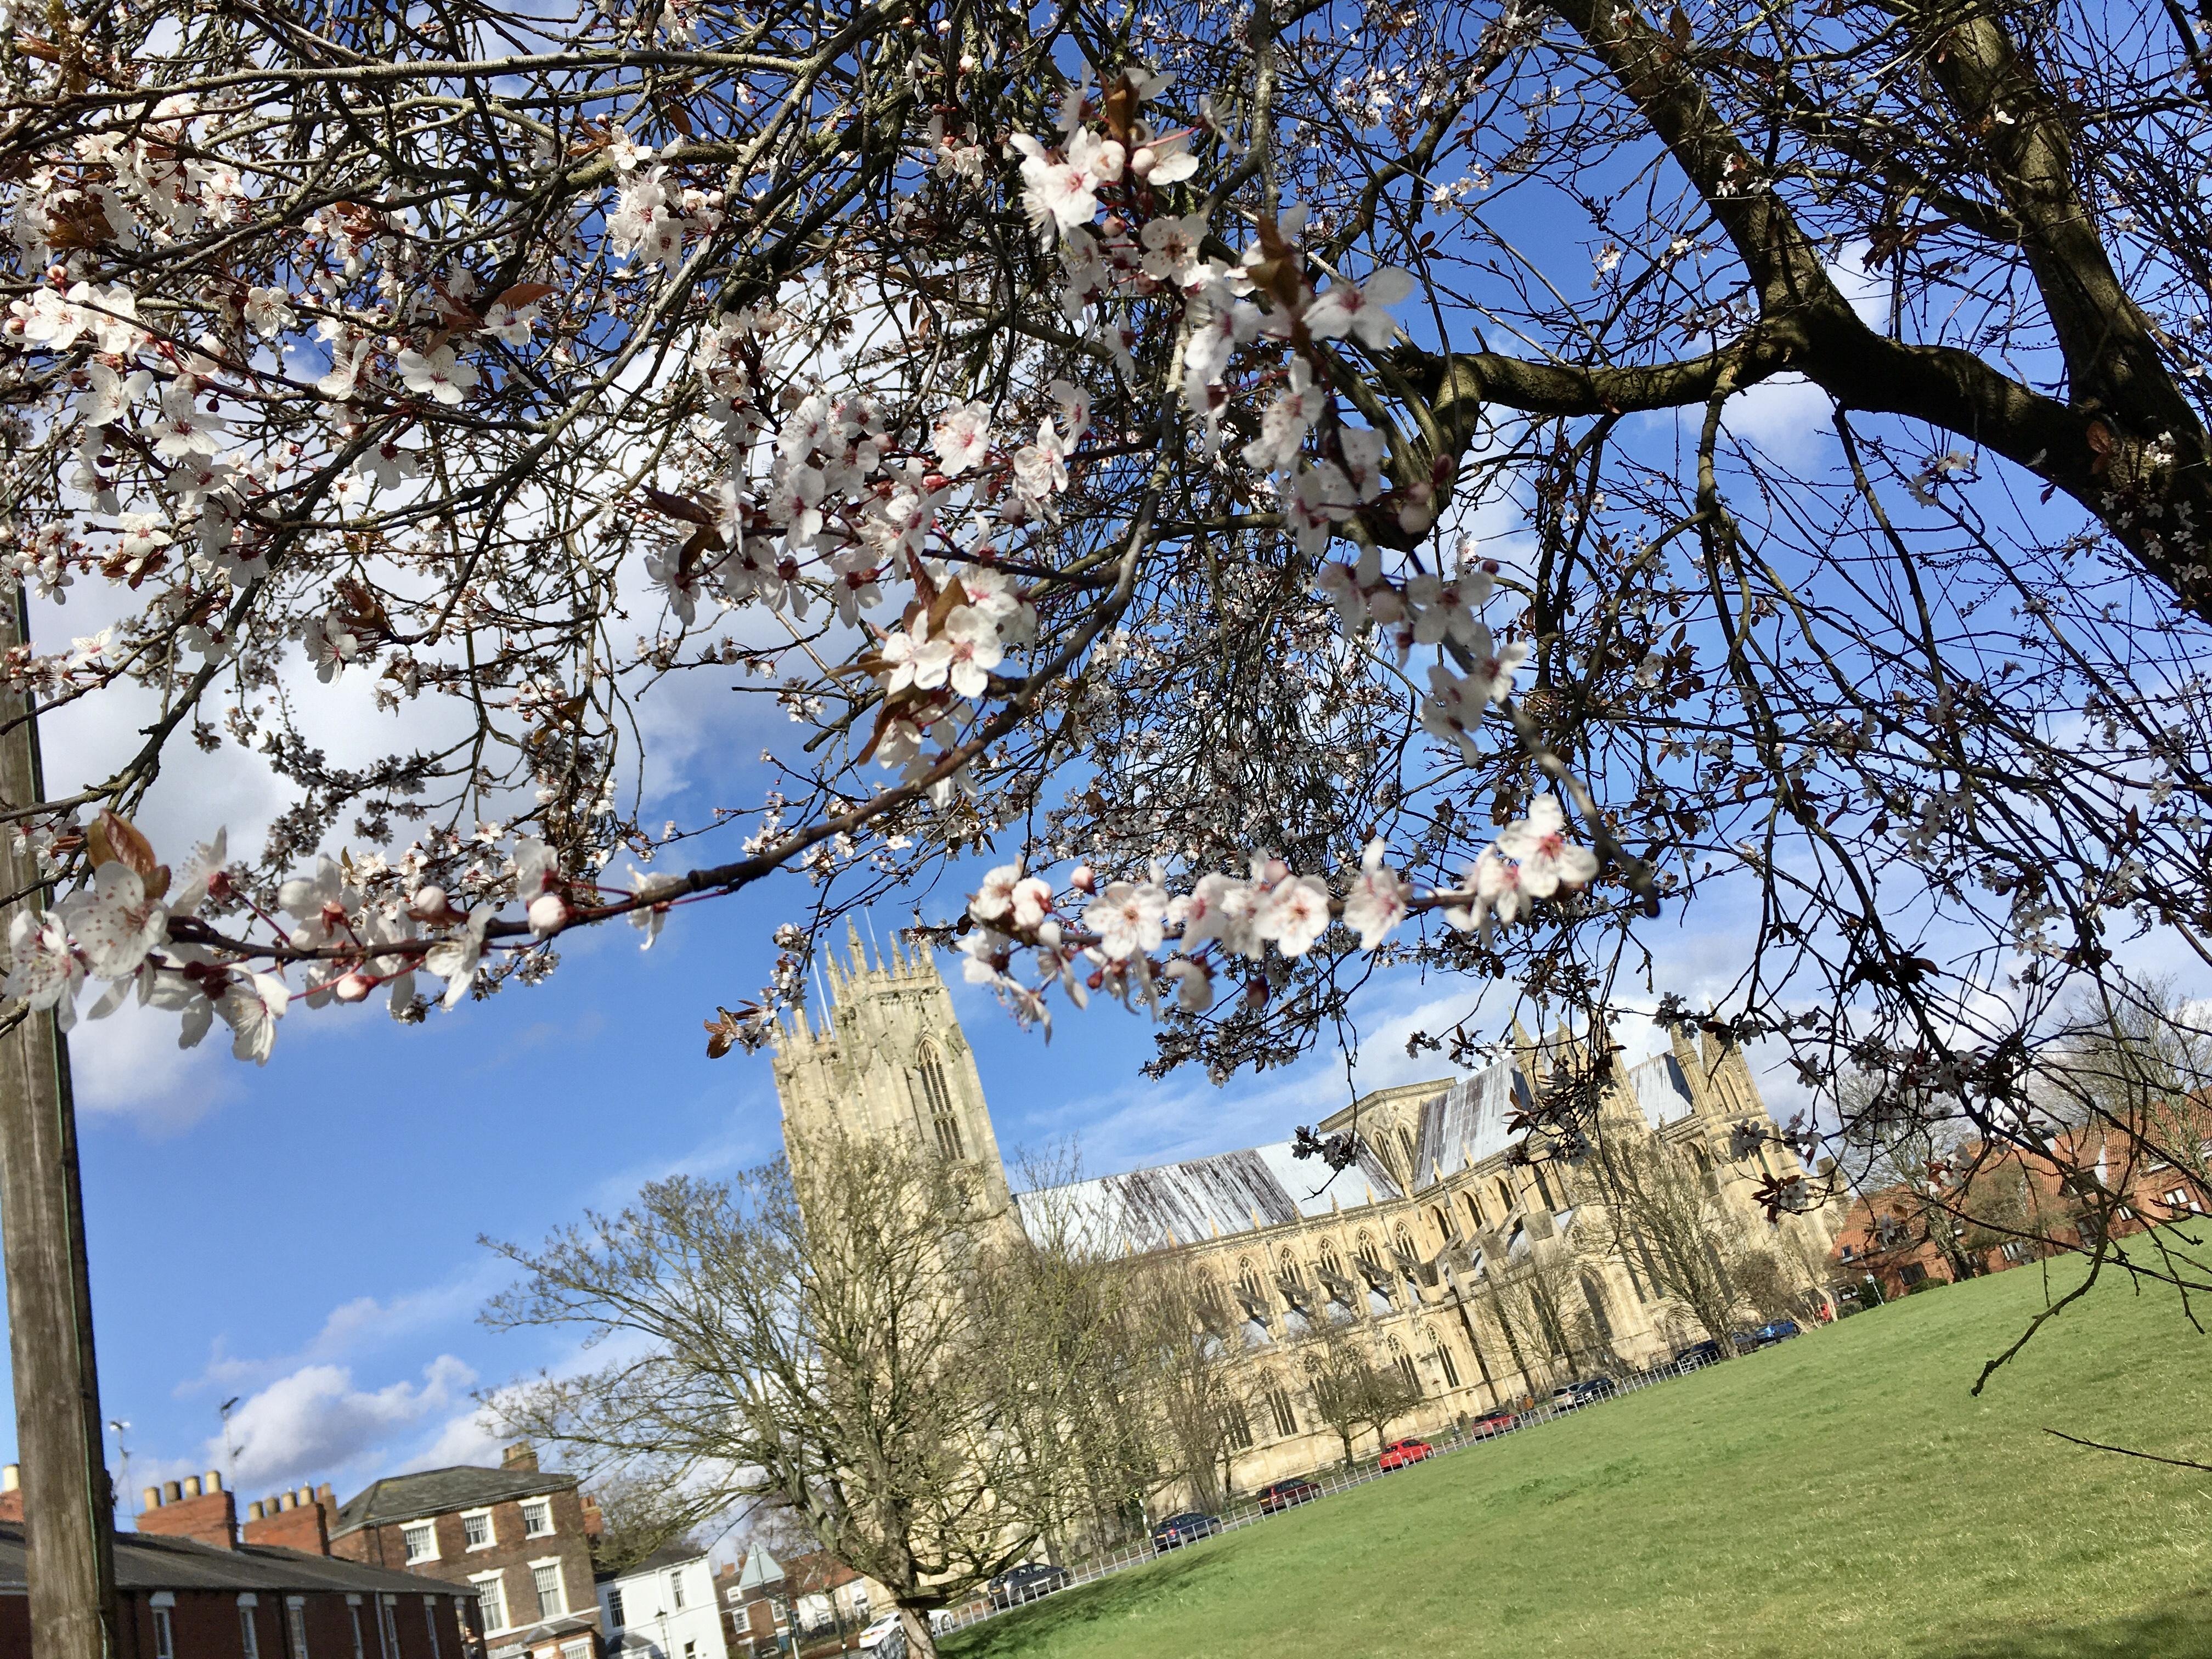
[769,920,1012,1218]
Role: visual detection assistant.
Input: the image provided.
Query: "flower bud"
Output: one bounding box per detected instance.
[527,892,571,937]
[408,884,449,921]
[334,970,375,1003]
[1071,864,1097,893]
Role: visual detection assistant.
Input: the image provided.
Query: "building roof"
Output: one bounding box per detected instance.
[330,1466,574,1538]
[0,1523,475,1598]
[1406,1058,1532,1189]
[1629,1053,1697,1130]
[1017,1135,1409,1255]
[596,1544,706,1585]
[735,1545,784,1593]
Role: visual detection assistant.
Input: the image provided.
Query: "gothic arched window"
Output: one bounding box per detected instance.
[1532,1161,1560,1210]
[916,1045,964,1160]
[1581,1272,1616,1344]
[1395,1125,1418,1179]
[1463,1190,1485,1232]
[1389,1339,1422,1396]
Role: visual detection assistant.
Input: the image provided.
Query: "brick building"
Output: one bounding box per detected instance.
[713,1548,789,1657]
[1833,1112,2212,1296]
[0,1466,473,1659]
[328,1444,603,1659]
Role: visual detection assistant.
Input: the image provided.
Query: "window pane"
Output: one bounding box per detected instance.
[403,1523,435,1562]
[477,1577,506,1632]
[533,1563,566,1617]
[464,1513,491,1547]
[522,1499,552,1537]
[606,1588,624,1628]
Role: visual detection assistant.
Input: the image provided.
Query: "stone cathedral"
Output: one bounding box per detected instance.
[771,923,1842,1492]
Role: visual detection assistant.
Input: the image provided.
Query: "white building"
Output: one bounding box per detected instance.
[597,1548,728,1659]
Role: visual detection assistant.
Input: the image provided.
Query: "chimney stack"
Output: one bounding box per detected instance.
[138,1471,237,1550]
[0,1464,20,1525]
[241,1478,332,1558]
[500,1442,539,1474]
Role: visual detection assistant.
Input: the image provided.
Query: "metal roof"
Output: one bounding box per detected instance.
[1017,1138,1407,1256]
[330,1466,574,1538]
[0,1523,475,1598]
[1629,1053,1697,1129]
[1407,1059,1532,1189]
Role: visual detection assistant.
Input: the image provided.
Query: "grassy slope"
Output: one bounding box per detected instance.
[947,1249,2212,1659]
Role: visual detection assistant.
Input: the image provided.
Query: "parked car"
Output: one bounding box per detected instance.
[1550,1376,1618,1410]
[986,1562,1071,1609]
[1151,1511,1221,1552]
[1672,1338,1723,1372]
[1751,1317,1802,1346]
[1468,1408,1519,1439]
[858,1614,908,1656]
[1256,1477,1321,1513]
[1378,1437,1435,1471]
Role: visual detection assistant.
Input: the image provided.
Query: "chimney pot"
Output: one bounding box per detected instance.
[205,1471,223,1493]
[315,1483,333,1504]
[278,1492,295,1511]
[296,1486,312,1507]
[163,1481,183,1504]
[182,1476,202,1499]
[144,1486,161,1511]
[249,1502,266,1521]
[0,1466,16,1494]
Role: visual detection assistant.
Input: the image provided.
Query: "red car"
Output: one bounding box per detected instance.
[1378,1438,1435,1471]
[1468,1409,1518,1440]
[1256,1477,1320,1514]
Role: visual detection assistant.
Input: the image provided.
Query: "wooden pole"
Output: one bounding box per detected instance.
[0,582,119,1659]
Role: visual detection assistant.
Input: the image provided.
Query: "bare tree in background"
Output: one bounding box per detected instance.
[483,1131,1062,1659]
[1585,1129,1749,1357]
[1300,1316,1423,1470]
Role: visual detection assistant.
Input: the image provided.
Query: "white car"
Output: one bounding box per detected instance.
[857,1613,907,1656]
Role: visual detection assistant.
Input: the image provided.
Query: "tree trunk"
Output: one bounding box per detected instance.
[895,1603,938,1659]
[0,582,120,1659]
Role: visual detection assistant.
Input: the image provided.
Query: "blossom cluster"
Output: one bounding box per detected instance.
[953,793,1601,1028]
[0,810,686,1065]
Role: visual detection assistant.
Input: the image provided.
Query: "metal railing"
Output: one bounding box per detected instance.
[932,1337,1795,1638]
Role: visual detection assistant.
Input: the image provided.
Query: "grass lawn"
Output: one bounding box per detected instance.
[946,1246,2212,1658]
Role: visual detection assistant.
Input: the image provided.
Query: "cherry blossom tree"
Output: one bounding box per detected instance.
[5,0,2212,1453]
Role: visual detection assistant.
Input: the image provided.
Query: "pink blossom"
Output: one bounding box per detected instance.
[1340,839,1408,950]
[1493,798,1599,896]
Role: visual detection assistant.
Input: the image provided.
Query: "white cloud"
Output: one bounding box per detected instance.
[1722,374,1834,466]
[212,1355,478,1496]
[67,997,241,1135]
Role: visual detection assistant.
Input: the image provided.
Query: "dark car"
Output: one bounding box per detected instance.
[1468,1408,1519,1439]
[986,1562,1071,1610]
[1672,1339,1723,1372]
[1550,1376,1618,1411]
[1378,1437,1436,1471]
[1256,1477,1320,1514]
[1150,1511,1221,1553]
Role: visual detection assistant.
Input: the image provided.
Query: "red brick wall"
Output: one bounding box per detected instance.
[244,1501,330,1556]
[334,1487,599,1643]
[136,1490,238,1549]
